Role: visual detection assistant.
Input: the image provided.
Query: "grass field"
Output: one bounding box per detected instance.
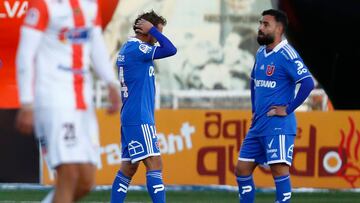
[0,189,360,203]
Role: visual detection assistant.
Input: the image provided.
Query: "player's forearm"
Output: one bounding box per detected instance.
[90,27,117,84]
[148,27,177,59]
[286,76,315,114]
[16,27,43,105]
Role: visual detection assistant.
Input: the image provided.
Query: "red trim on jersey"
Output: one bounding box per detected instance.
[94,0,102,27]
[69,0,86,110]
[98,0,119,29]
[24,0,49,31]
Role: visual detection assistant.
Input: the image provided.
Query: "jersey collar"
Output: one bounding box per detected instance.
[263,39,288,57]
[128,37,142,43]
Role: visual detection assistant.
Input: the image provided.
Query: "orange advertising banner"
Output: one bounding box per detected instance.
[42,110,360,189]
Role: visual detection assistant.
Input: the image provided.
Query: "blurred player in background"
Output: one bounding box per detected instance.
[110,11,177,203]
[15,0,121,202]
[235,9,314,203]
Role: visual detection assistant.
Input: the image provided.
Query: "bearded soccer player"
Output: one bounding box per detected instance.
[235,9,314,203]
[110,11,177,203]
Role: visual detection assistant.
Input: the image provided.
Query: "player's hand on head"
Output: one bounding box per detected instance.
[106,82,121,114]
[267,105,287,117]
[15,105,34,135]
[135,19,154,34]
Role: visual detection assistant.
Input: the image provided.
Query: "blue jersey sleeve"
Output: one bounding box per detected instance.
[286,76,315,114]
[148,27,177,59]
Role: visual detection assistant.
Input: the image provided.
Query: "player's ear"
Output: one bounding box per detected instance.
[276,22,284,35]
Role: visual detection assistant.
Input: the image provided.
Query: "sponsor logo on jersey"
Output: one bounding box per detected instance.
[58,27,90,44]
[139,43,152,54]
[295,60,308,75]
[58,65,86,74]
[266,64,275,76]
[254,79,276,88]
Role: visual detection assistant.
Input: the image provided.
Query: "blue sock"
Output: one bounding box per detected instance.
[274,175,292,203]
[146,170,165,203]
[110,170,131,203]
[236,175,255,203]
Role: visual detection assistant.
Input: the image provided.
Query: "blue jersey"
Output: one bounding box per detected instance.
[248,40,312,137]
[117,38,157,125]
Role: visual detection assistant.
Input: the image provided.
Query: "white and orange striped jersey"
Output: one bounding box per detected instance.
[16,0,116,109]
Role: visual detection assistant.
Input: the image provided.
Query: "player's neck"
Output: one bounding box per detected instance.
[266,37,282,51]
[136,34,150,44]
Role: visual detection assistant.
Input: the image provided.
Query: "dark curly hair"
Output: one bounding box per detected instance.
[133,10,167,34]
[262,9,288,31]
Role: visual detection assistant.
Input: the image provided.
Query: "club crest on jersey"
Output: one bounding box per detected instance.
[24,8,40,26]
[139,44,152,54]
[266,65,275,76]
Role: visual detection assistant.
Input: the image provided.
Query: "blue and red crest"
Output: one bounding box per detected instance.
[266,65,275,76]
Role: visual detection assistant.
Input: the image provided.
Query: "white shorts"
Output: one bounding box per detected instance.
[34,108,100,169]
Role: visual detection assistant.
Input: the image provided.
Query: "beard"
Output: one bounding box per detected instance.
[257,32,275,45]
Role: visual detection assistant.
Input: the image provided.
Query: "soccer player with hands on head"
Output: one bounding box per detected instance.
[110,10,177,203]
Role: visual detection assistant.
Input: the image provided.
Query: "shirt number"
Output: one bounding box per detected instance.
[119,66,128,98]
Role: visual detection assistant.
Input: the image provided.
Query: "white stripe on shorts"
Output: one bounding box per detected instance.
[141,125,151,154]
[145,124,154,154]
[279,135,283,160]
[150,125,156,138]
[238,157,255,162]
[276,134,287,163]
[282,134,286,162]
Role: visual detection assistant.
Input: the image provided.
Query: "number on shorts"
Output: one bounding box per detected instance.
[63,123,75,141]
